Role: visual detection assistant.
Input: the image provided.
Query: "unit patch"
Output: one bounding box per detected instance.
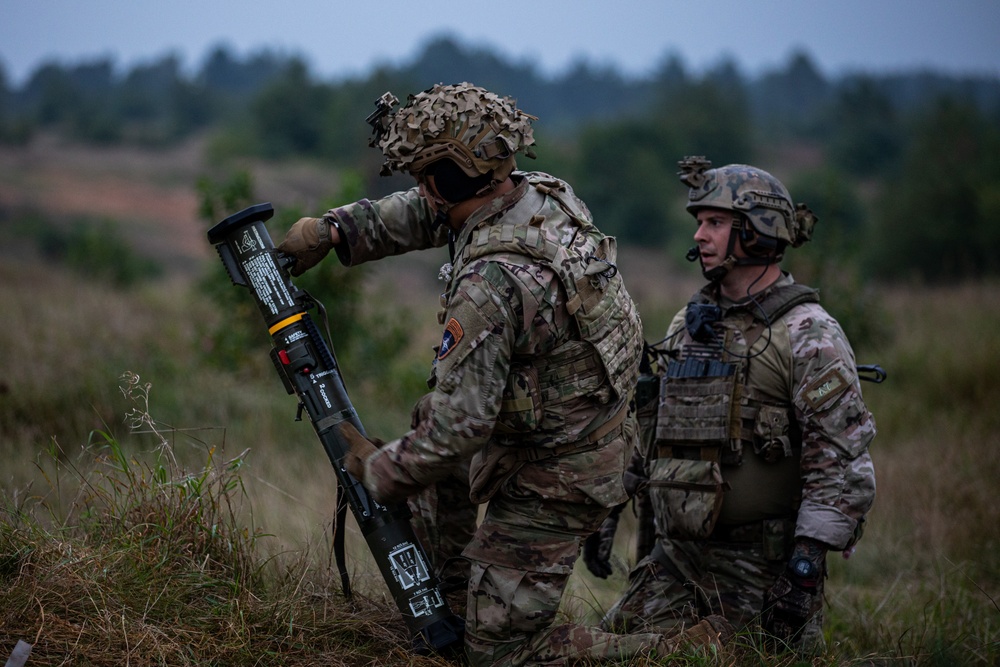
[438,318,464,359]
[803,367,850,410]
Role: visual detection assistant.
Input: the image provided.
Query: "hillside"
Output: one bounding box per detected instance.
[0,133,703,323]
[2,138,999,665]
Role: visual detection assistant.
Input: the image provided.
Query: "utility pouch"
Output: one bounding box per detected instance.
[762,518,795,561]
[494,363,543,434]
[753,404,793,463]
[635,374,660,460]
[649,457,726,540]
[655,374,739,447]
[468,442,526,504]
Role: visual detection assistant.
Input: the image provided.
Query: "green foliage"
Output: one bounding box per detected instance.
[21,213,163,287]
[194,167,418,397]
[825,76,904,177]
[782,167,890,352]
[570,79,754,247]
[0,374,425,666]
[250,59,332,158]
[194,169,269,371]
[870,97,1000,282]
[4,202,1000,663]
[7,40,1000,282]
[574,119,678,245]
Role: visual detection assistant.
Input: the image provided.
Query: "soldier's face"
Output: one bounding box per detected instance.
[694,208,739,270]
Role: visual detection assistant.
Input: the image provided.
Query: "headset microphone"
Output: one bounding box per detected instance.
[685,246,700,262]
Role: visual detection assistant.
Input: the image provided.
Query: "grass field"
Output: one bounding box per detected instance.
[1,137,998,665]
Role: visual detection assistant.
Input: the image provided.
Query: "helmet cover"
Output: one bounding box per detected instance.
[377,82,537,180]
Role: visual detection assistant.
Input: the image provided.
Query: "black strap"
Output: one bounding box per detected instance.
[333,483,351,599]
[649,541,688,582]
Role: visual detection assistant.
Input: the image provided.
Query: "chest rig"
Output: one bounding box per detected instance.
[647,282,818,540]
[655,282,819,466]
[440,173,642,417]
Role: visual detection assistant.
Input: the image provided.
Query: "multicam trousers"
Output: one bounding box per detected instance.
[407,460,477,613]
[460,442,668,667]
[600,534,825,653]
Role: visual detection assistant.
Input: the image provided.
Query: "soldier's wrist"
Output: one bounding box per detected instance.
[787,537,826,591]
[325,216,342,246]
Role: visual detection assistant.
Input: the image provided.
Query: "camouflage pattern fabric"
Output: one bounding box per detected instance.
[377,82,537,180]
[601,539,825,652]
[406,393,476,615]
[323,172,662,665]
[603,273,875,652]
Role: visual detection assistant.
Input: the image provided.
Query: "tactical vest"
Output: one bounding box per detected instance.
[647,281,818,541]
[447,173,643,432]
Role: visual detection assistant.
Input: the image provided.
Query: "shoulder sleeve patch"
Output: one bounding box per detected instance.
[803,367,850,411]
[438,318,464,360]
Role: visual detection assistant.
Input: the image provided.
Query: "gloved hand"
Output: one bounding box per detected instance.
[276,216,333,276]
[761,571,817,644]
[338,422,380,483]
[582,506,622,579]
[653,614,733,655]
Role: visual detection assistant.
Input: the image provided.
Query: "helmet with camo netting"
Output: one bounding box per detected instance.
[376,82,537,181]
[677,156,816,248]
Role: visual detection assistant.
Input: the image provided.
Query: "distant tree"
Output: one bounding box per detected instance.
[826,76,903,176]
[21,62,81,125]
[0,62,8,129]
[574,119,678,245]
[871,97,1000,282]
[16,59,117,141]
[650,52,689,94]
[198,45,290,97]
[250,59,331,157]
[118,54,183,122]
[0,62,33,144]
[788,166,866,252]
[703,57,746,93]
[656,79,754,164]
[751,50,831,135]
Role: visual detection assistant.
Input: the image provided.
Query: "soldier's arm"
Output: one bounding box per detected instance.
[788,304,877,551]
[362,265,517,501]
[323,187,451,267]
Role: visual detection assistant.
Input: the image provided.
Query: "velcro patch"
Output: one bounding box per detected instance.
[803,368,850,410]
[438,318,464,359]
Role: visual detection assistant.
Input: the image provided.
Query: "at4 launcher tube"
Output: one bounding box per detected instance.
[207,203,462,654]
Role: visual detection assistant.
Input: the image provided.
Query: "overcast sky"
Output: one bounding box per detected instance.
[2,0,999,86]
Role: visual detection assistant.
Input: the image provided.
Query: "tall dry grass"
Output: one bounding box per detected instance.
[2,249,999,664]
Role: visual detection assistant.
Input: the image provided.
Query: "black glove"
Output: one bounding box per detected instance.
[761,571,816,644]
[582,505,623,579]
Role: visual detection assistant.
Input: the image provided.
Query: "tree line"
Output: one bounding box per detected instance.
[2,35,999,283]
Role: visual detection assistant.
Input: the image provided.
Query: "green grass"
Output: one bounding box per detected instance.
[2,252,999,665]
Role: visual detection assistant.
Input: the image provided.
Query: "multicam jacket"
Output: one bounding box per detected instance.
[323,171,643,505]
[648,274,876,551]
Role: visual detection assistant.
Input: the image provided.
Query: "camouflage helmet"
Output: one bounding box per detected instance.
[677,156,815,248]
[376,82,537,181]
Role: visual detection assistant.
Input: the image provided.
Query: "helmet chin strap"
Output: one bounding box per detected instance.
[696,216,774,283]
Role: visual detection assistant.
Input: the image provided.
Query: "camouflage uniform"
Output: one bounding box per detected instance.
[323,171,679,665]
[601,272,877,651]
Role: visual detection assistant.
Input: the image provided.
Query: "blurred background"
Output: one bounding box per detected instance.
[2,1,999,663]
